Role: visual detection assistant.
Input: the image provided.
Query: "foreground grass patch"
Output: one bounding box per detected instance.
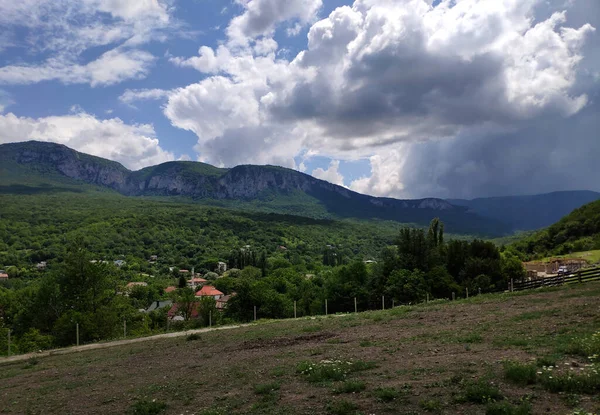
[456,379,503,404]
[296,359,376,383]
[485,401,532,415]
[333,380,366,394]
[503,361,537,386]
[129,399,167,415]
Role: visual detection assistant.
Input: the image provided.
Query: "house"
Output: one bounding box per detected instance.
[179,269,190,274]
[145,300,173,313]
[126,282,148,289]
[150,255,158,261]
[277,245,287,251]
[523,258,587,277]
[36,261,47,270]
[195,285,224,300]
[363,260,378,264]
[0,273,8,280]
[114,260,126,267]
[216,293,235,311]
[164,286,177,294]
[187,277,208,287]
[167,303,200,320]
[217,261,227,273]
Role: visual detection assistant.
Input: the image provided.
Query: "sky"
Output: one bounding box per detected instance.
[0,0,598,200]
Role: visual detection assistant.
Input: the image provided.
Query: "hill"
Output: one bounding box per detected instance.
[512,199,600,258]
[0,141,504,236]
[449,190,600,231]
[2,282,600,415]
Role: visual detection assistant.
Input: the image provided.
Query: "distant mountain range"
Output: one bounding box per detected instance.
[449,191,600,232]
[1,141,598,237]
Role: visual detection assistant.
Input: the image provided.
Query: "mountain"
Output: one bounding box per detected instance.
[448,191,600,232]
[0,141,506,235]
[512,199,600,258]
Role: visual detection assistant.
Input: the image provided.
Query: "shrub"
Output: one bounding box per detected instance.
[566,331,600,361]
[186,333,201,341]
[373,387,401,402]
[503,361,537,386]
[129,399,167,415]
[485,401,532,415]
[326,399,358,415]
[333,381,366,394]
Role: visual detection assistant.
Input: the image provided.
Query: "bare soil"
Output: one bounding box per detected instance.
[1,283,600,415]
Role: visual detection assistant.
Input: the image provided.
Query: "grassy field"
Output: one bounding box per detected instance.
[539,250,600,265]
[1,283,600,415]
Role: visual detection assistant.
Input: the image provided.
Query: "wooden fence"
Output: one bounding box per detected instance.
[512,266,600,292]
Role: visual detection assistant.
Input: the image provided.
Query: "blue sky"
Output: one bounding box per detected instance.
[0,0,598,199]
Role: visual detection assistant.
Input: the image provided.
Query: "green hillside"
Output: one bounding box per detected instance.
[513,199,600,259]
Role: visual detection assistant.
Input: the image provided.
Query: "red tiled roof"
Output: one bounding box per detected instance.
[195,285,223,297]
[164,286,177,293]
[0,273,8,279]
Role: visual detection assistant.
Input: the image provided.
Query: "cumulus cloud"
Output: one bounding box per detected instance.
[0,0,176,86]
[227,0,322,44]
[312,160,345,186]
[0,111,174,170]
[164,0,596,195]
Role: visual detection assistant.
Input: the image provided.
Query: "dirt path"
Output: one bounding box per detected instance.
[0,323,249,365]
[0,315,348,365]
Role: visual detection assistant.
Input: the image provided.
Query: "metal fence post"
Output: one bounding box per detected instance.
[254,306,257,321]
[294,301,297,319]
[382,295,385,310]
[7,330,10,357]
[209,311,212,328]
[325,299,328,315]
[354,297,357,313]
[123,320,127,339]
[76,323,80,346]
[452,292,455,301]
[466,288,469,299]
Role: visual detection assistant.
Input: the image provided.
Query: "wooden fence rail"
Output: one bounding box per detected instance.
[512,267,600,292]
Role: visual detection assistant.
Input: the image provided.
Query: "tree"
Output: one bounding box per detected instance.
[173,288,197,321]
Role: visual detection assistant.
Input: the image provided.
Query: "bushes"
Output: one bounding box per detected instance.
[457,379,503,404]
[296,359,376,383]
[485,401,531,415]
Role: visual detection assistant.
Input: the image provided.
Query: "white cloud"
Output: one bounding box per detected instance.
[0,49,155,87]
[0,111,174,170]
[0,0,176,86]
[0,89,14,113]
[119,88,172,105]
[164,0,595,196]
[311,160,345,186]
[350,150,408,198]
[227,0,322,44]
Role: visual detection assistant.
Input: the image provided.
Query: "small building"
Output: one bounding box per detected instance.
[150,255,158,261]
[126,282,148,289]
[145,300,173,313]
[217,261,227,273]
[114,260,126,267]
[0,273,8,280]
[195,285,224,300]
[363,260,378,264]
[216,293,235,311]
[188,277,208,287]
[36,261,47,270]
[277,245,287,251]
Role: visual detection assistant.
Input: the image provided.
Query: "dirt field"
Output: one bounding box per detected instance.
[1,283,600,415]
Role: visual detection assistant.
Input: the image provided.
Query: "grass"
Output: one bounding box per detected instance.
[326,399,358,415]
[485,401,532,415]
[503,361,537,386]
[185,333,201,341]
[2,281,600,415]
[457,379,503,404]
[333,380,366,394]
[373,387,402,402]
[254,382,281,395]
[129,399,167,415]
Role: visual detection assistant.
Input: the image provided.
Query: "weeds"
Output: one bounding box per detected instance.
[129,399,167,415]
[485,401,532,415]
[185,333,201,341]
[419,398,442,412]
[456,379,503,404]
[254,382,281,395]
[333,380,366,394]
[538,363,600,394]
[503,361,537,386]
[296,359,376,383]
[373,387,401,402]
[326,399,358,415]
